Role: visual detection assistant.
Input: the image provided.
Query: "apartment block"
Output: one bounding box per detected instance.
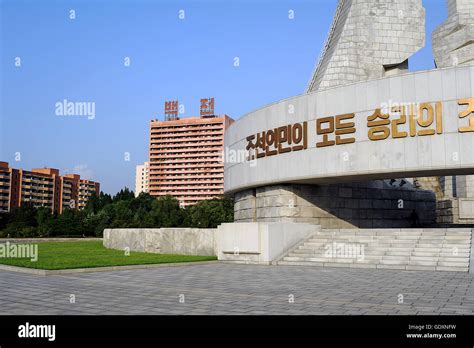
[149,112,234,206]
[0,162,100,213]
[62,174,80,211]
[78,179,100,210]
[0,162,11,213]
[135,162,150,197]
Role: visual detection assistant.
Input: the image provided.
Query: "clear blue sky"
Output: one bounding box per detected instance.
[0,0,447,194]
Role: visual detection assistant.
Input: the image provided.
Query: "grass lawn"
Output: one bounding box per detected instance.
[0,241,217,270]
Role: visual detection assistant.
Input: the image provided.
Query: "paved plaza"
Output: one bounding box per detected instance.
[1,263,473,315]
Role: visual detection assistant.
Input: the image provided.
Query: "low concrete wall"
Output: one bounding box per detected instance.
[0,238,101,244]
[104,223,317,263]
[217,222,317,264]
[103,228,217,256]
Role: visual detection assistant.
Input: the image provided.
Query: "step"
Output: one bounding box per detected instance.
[406,260,438,267]
[439,252,470,257]
[444,235,472,240]
[303,242,374,248]
[302,242,328,247]
[437,261,469,267]
[376,230,406,236]
[398,231,423,236]
[437,257,470,263]
[304,257,358,263]
[378,235,408,240]
[376,264,406,270]
[379,259,408,265]
[441,241,472,246]
[385,251,413,256]
[364,246,393,250]
[364,243,395,248]
[394,235,420,240]
[282,256,307,262]
[406,265,436,271]
[278,261,323,267]
[410,251,440,257]
[321,262,350,268]
[349,263,377,269]
[354,232,378,237]
[391,240,419,244]
[289,253,322,258]
[382,255,410,261]
[415,239,446,243]
[306,239,331,243]
[409,256,439,262]
[278,229,472,273]
[387,247,416,252]
[413,247,445,252]
[347,259,381,264]
[415,243,444,248]
[419,231,448,236]
[439,248,471,253]
[309,238,374,244]
[294,248,330,254]
[418,235,445,240]
[436,266,469,272]
[443,242,471,249]
[356,251,387,256]
[289,252,381,260]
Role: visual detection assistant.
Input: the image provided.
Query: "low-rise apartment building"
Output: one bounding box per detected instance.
[0,162,100,213]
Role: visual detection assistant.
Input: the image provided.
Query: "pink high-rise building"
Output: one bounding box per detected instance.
[148,99,234,206]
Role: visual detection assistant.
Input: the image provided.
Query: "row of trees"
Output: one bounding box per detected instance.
[0,188,234,238]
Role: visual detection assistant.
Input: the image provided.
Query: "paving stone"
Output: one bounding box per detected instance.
[0,264,473,315]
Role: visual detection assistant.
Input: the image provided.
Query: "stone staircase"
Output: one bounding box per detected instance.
[277,229,473,272]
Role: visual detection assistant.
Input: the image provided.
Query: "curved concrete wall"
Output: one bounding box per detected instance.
[224,65,474,194]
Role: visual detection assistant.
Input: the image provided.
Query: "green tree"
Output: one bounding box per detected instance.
[49,209,87,237]
[188,197,234,228]
[0,212,10,230]
[36,207,54,237]
[84,191,112,214]
[113,187,135,202]
[130,193,155,227]
[84,210,112,237]
[0,187,235,237]
[110,200,134,228]
[144,196,183,227]
[1,204,38,237]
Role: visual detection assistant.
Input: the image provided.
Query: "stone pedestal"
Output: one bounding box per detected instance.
[437,198,474,224]
[234,181,436,229]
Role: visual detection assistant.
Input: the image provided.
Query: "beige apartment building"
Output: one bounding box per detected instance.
[0,162,100,213]
[135,162,150,197]
[148,111,234,206]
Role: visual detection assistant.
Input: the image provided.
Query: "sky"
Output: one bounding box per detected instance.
[0,0,448,194]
